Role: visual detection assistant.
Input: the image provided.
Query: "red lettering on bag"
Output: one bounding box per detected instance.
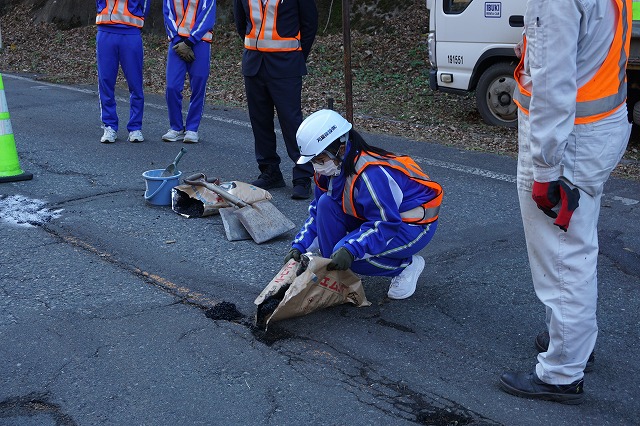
[318,276,331,288]
[273,264,294,283]
[317,276,346,294]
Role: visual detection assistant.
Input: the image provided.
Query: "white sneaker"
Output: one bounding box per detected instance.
[387,255,425,300]
[162,129,184,142]
[183,130,199,144]
[128,130,144,143]
[100,126,117,143]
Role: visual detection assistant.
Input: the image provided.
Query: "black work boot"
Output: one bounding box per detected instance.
[251,164,285,190]
[499,370,584,405]
[535,331,595,372]
[291,177,312,200]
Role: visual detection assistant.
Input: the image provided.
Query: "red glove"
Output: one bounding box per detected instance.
[532,181,560,218]
[531,180,580,232]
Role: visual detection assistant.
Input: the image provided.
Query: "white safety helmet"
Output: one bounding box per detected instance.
[296,109,352,165]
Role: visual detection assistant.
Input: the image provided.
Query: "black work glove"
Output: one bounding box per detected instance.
[554,181,580,232]
[532,180,580,232]
[327,247,354,271]
[173,41,195,63]
[284,248,302,264]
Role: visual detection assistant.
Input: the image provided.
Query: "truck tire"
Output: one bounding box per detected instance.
[475,62,518,128]
[634,101,640,126]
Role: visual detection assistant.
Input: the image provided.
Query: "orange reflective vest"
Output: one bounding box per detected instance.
[514,0,631,124]
[96,0,145,28]
[244,0,301,52]
[170,0,214,43]
[339,152,443,225]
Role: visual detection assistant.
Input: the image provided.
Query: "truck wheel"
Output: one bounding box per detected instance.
[475,62,518,128]
[633,101,640,126]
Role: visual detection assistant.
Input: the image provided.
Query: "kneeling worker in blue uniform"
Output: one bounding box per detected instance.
[284,110,443,299]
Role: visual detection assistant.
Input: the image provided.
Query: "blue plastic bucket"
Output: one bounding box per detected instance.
[142,169,182,206]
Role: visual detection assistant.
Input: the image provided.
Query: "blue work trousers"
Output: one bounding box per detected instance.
[315,193,437,277]
[165,40,211,132]
[96,30,144,132]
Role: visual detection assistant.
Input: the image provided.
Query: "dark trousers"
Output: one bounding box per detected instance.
[244,65,313,182]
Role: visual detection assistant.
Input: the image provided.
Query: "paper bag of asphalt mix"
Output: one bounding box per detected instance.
[172,180,272,218]
[254,255,371,329]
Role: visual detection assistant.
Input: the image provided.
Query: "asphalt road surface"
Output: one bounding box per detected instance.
[1,74,639,425]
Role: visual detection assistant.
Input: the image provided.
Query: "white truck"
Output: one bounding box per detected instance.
[426,0,640,129]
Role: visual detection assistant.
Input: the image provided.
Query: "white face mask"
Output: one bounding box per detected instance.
[313,160,341,177]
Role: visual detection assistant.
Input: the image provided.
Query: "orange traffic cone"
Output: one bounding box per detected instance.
[0,73,32,183]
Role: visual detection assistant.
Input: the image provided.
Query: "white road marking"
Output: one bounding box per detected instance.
[612,196,639,206]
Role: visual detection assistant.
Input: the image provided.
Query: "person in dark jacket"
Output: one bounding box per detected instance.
[285,109,443,299]
[233,0,318,199]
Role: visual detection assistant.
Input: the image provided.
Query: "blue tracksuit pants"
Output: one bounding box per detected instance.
[165,40,211,132]
[96,30,144,132]
[315,193,438,277]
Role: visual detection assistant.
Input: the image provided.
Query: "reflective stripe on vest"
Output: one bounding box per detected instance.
[342,152,443,225]
[172,0,213,42]
[244,0,301,52]
[514,0,630,124]
[96,0,144,27]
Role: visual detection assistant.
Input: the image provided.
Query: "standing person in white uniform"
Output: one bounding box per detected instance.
[499,0,632,404]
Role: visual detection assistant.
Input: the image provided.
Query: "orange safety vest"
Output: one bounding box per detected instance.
[96,0,144,28]
[339,152,443,225]
[514,0,631,124]
[244,0,301,52]
[171,0,213,43]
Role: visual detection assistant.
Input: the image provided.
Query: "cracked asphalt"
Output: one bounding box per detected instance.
[1,74,639,425]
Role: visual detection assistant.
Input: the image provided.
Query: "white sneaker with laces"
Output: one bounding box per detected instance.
[162,129,185,142]
[128,130,144,143]
[100,126,117,143]
[183,130,199,143]
[387,255,425,300]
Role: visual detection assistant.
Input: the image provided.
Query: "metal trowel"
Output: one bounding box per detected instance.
[161,148,187,177]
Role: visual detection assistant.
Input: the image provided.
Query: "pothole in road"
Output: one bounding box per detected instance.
[203,300,294,346]
[0,394,76,425]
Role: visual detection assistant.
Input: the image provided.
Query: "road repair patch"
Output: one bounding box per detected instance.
[0,194,62,227]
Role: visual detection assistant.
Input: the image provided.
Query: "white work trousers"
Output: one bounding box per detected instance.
[516,107,630,384]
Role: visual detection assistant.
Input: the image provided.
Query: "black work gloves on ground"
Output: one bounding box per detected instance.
[532,180,580,232]
[173,40,195,63]
[327,247,354,271]
[283,248,302,264]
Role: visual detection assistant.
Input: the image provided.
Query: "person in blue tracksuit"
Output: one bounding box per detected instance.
[285,110,444,299]
[162,0,216,144]
[96,0,150,144]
